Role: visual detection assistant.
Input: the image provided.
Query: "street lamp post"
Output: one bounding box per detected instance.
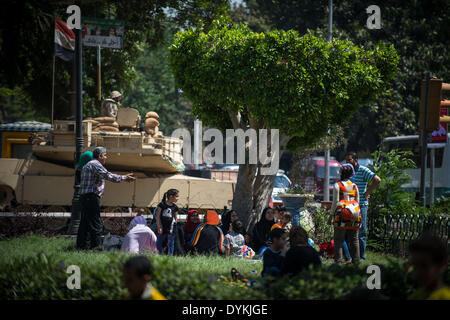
[67,27,83,235]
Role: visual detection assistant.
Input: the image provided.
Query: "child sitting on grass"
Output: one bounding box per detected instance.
[262,228,287,277]
[408,234,449,300]
[123,255,166,300]
[270,211,292,233]
[224,220,246,258]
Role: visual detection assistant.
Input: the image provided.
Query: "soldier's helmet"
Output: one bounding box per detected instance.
[111,91,122,99]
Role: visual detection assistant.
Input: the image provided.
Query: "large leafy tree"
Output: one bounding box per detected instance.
[0,0,229,123]
[239,0,450,156]
[169,18,398,229]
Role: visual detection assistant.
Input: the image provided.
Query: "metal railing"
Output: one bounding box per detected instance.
[368,212,449,256]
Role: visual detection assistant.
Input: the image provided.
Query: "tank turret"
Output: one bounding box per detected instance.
[32,108,184,173]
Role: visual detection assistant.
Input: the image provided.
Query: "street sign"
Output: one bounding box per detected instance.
[81,18,124,49]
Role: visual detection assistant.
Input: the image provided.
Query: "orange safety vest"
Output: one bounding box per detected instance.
[334,180,361,230]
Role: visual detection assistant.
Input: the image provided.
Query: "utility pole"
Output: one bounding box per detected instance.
[324,0,333,202]
[429,147,435,205]
[194,119,202,169]
[418,76,450,206]
[419,72,430,207]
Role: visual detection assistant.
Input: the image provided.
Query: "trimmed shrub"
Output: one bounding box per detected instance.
[1,250,448,300]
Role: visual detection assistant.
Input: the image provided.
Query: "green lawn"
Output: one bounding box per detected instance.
[0,234,264,276]
[0,234,402,272]
[0,235,410,300]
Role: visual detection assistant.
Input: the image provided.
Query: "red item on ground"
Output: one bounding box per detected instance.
[319,240,335,257]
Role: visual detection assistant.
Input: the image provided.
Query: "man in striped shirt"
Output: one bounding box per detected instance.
[76,147,135,250]
[345,152,381,260]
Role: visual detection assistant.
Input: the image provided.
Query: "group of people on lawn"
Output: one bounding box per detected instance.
[75,147,449,300]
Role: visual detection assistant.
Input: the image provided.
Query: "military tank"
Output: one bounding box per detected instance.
[0,108,234,213]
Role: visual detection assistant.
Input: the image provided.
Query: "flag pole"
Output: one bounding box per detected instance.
[51,54,56,128]
[51,16,56,129]
[97,45,101,101]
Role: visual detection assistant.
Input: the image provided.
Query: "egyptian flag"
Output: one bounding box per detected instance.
[54,18,75,61]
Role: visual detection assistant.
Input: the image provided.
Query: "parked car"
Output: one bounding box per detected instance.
[212,163,240,171]
[356,158,374,168]
[270,171,292,207]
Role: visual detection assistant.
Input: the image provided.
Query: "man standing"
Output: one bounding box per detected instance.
[101,90,122,118]
[76,147,135,250]
[345,152,381,260]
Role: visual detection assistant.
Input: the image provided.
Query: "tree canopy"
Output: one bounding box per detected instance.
[169,18,399,226]
[169,18,399,150]
[235,0,450,155]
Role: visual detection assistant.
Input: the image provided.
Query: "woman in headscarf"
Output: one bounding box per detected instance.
[121,209,157,254]
[184,209,200,244]
[77,151,93,170]
[128,208,148,231]
[251,207,275,255]
[220,209,239,234]
[187,210,224,255]
[75,151,93,188]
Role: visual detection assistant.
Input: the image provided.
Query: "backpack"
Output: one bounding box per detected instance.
[333,181,361,230]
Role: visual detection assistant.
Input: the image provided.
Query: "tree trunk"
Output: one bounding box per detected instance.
[252,169,277,226]
[231,127,290,233]
[232,163,258,230]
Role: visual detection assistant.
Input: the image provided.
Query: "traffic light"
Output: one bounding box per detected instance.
[419,77,450,132]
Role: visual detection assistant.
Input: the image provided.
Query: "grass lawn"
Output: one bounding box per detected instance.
[0,234,404,276]
[0,234,410,300]
[0,234,264,276]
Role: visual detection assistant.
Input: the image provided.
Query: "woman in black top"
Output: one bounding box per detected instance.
[281,226,321,276]
[251,207,275,254]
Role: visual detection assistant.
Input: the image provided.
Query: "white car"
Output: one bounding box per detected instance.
[270,171,292,207]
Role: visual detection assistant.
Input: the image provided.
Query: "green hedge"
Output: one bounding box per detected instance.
[1,251,448,300]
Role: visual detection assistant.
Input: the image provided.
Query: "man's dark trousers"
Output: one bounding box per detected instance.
[76,193,103,250]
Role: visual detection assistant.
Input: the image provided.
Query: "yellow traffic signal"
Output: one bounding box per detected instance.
[419,78,450,132]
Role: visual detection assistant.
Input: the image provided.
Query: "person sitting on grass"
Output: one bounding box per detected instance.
[271,211,292,233]
[280,226,321,276]
[184,209,201,245]
[128,208,148,231]
[187,210,225,255]
[221,209,239,235]
[224,220,246,258]
[251,207,275,256]
[280,211,292,233]
[121,210,157,254]
[123,255,166,300]
[273,205,287,223]
[408,234,450,300]
[262,228,287,277]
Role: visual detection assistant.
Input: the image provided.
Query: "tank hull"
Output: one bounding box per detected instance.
[0,158,234,210]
